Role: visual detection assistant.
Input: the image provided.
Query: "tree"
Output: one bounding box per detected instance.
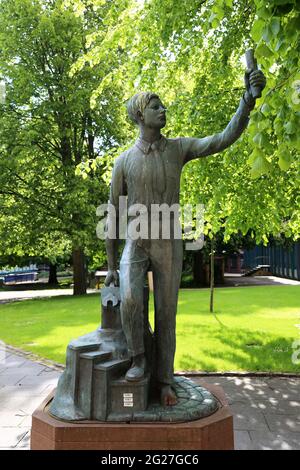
[0,0,130,294]
[2,0,298,296]
[77,0,299,244]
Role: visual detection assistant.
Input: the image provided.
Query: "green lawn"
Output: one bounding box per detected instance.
[0,285,299,373]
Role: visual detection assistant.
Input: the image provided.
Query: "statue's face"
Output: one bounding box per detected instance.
[142,97,167,129]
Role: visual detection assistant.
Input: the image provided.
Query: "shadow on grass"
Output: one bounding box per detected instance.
[176,323,298,373]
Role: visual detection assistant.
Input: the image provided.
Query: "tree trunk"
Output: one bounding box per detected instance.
[72,247,87,295]
[210,240,215,313]
[48,263,58,285]
[193,250,206,286]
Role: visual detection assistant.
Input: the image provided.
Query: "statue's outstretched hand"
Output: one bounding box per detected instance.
[104,270,119,287]
[244,69,266,101]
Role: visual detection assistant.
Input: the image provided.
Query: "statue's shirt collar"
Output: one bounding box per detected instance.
[135,135,167,154]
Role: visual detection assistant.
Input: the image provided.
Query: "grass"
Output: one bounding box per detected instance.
[0,285,300,373]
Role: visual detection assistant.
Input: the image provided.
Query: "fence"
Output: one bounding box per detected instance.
[243,241,300,281]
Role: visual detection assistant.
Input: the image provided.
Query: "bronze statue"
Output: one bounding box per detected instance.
[104,66,266,406]
[50,58,266,422]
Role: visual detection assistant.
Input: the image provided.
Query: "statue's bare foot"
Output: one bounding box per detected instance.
[160,385,177,406]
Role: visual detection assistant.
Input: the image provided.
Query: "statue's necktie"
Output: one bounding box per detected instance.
[150,141,166,196]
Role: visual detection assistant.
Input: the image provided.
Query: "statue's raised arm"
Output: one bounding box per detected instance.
[182,68,266,164]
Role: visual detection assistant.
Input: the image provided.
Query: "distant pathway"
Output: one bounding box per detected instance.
[224,274,300,287]
[0,288,99,304]
[0,276,299,305]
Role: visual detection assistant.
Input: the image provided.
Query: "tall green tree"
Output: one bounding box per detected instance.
[0,0,129,293]
[74,0,300,244]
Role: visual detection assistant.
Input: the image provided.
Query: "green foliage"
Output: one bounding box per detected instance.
[248,0,300,178]
[69,0,299,244]
[111,0,299,243]
[0,0,129,271]
[1,0,299,264]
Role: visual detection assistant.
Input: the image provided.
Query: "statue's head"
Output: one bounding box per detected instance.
[126,92,167,129]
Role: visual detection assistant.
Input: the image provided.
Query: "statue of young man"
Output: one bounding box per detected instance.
[105,68,266,406]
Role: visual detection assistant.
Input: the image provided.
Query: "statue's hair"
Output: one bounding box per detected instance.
[126,92,159,124]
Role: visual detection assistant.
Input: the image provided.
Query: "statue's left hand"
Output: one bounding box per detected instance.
[104,269,119,287]
[244,69,266,99]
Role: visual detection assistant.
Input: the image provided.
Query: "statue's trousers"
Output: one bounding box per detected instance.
[120,238,183,385]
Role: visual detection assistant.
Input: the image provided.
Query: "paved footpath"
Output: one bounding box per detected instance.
[0,288,98,304]
[0,345,300,450]
[0,346,62,450]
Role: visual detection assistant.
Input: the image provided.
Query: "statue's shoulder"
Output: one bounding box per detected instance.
[118,144,137,165]
[165,137,183,154]
[113,145,137,175]
[166,137,182,145]
[119,146,134,160]
[114,149,129,167]
[125,142,138,154]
